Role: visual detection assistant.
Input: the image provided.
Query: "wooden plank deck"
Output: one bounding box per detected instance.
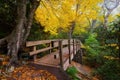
[34,46,76,70]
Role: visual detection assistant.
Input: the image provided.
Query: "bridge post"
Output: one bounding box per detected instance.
[73,39,75,55]
[76,40,79,52]
[50,41,54,53]
[59,40,63,69]
[75,40,77,53]
[33,46,37,61]
[49,42,52,54]
[68,39,71,64]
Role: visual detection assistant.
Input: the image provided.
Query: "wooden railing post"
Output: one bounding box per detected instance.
[51,41,54,47]
[68,39,71,64]
[59,40,63,69]
[49,41,54,54]
[76,40,78,52]
[33,46,37,61]
[78,40,81,50]
[51,40,55,53]
[73,39,75,55]
[75,40,77,53]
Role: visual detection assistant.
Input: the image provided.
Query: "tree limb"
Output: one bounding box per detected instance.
[0,37,8,47]
[24,0,40,42]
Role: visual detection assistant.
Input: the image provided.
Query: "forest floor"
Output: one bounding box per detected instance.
[0,63,72,80]
[0,61,99,80]
[0,54,99,80]
[70,61,99,80]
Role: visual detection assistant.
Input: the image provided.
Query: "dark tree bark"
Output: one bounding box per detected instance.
[0,37,8,47]
[118,26,120,60]
[0,0,40,65]
[24,1,40,42]
[7,0,27,64]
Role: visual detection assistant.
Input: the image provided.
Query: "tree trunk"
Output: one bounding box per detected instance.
[7,0,27,65]
[68,21,75,39]
[103,11,111,29]
[90,20,96,33]
[6,0,40,65]
[0,0,40,65]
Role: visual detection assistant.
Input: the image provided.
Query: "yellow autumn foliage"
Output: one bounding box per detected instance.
[104,56,119,60]
[35,0,103,35]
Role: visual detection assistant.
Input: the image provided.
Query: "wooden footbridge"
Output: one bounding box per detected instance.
[26,39,81,70]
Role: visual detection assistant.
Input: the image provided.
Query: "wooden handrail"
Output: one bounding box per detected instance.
[26,40,51,47]
[26,39,81,69]
[30,47,52,56]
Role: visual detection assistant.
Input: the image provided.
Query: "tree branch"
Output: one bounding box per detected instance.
[24,0,40,42]
[0,37,8,47]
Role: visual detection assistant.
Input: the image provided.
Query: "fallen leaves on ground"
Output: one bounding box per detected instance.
[0,65,57,80]
[0,54,9,66]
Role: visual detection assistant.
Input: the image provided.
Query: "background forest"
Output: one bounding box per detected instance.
[0,0,120,80]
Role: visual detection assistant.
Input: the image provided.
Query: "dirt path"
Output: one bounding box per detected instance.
[70,61,99,80]
[28,63,72,80]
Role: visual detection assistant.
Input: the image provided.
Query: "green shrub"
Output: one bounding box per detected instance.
[94,60,120,80]
[85,33,100,55]
[66,66,80,80]
[84,33,105,67]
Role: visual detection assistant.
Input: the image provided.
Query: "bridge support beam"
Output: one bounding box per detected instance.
[59,40,63,69]
[68,39,71,64]
[33,46,37,61]
[73,39,75,55]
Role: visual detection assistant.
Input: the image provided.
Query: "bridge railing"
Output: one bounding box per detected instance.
[26,39,81,69]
